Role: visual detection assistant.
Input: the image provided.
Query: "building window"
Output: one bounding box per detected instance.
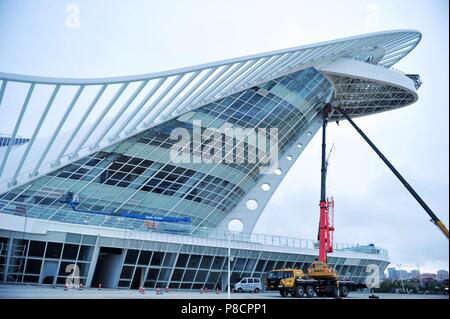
[45,242,63,259]
[28,241,45,257]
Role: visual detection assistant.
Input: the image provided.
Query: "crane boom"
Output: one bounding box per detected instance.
[307,104,338,281]
[333,105,449,240]
[318,104,334,263]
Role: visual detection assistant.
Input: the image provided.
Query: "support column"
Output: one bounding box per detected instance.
[85,237,100,288]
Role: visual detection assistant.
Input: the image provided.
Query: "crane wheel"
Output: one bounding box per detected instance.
[295,286,305,298]
[339,285,349,298]
[305,285,315,298]
[330,286,339,298]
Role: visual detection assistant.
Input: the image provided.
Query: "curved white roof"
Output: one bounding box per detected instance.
[0,30,421,194]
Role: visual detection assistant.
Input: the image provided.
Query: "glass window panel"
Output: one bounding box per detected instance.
[199,256,213,269]
[120,266,134,279]
[28,241,45,257]
[45,242,63,259]
[125,250,139,264]
[187,255,201,268]
[138,251,152,265]
[171,269,184,281]
[62,244,79,260]
[25,259,42,274]
[150,252,164,266]
[78,245,92,261]
[194,270,208,282]
[182,270,196,282]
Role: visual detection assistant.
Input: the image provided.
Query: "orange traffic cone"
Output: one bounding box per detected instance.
[204,287,208,293]
[78,282,83,290]
[98,283,102,290]
[216,288,220,294]
[139,287,145,294]
[165,286,169,293]
[200,288,203,294]
[156,288,160,295]
[64,283,68,291]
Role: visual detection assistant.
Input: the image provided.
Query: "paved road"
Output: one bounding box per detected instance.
[0,285,448,299]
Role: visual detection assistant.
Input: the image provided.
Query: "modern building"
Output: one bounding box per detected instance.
[387,268,398,280]
[420,273,437,283]
[397,270,410,280]
[0,30,421,290]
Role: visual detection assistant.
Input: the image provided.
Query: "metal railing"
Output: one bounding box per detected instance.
[204,230,388,257]
[0,200,388,257]
[377,63,406,76]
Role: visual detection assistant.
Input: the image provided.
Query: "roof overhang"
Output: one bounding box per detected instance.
[0,30,422,195]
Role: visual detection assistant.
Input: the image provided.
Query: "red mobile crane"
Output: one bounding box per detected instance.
[278,102,448,298]
[307,104,339,280]
[318,142,335,263]
[279,104,352,298]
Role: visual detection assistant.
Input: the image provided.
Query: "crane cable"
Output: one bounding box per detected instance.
[333,105,449,240]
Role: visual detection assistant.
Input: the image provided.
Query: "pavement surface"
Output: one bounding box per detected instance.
[0,285,448,299]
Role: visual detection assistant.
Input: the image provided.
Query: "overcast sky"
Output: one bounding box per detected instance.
[0,0,448,273]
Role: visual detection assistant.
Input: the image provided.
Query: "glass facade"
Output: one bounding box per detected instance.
[0,235,95,285]
[0,233,388,289]
[0,67,333,233]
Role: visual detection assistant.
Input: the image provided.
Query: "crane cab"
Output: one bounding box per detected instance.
[266,268,305,291]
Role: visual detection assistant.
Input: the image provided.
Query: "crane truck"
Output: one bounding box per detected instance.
[278,102,448,298]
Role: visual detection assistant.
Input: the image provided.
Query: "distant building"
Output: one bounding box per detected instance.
[436,270,449,282]
[409,269,420,280]
[387,268,398,280]
[397,269,409,280]
[420,273,437,283]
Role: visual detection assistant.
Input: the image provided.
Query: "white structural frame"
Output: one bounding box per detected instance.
[0,30,421,198]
